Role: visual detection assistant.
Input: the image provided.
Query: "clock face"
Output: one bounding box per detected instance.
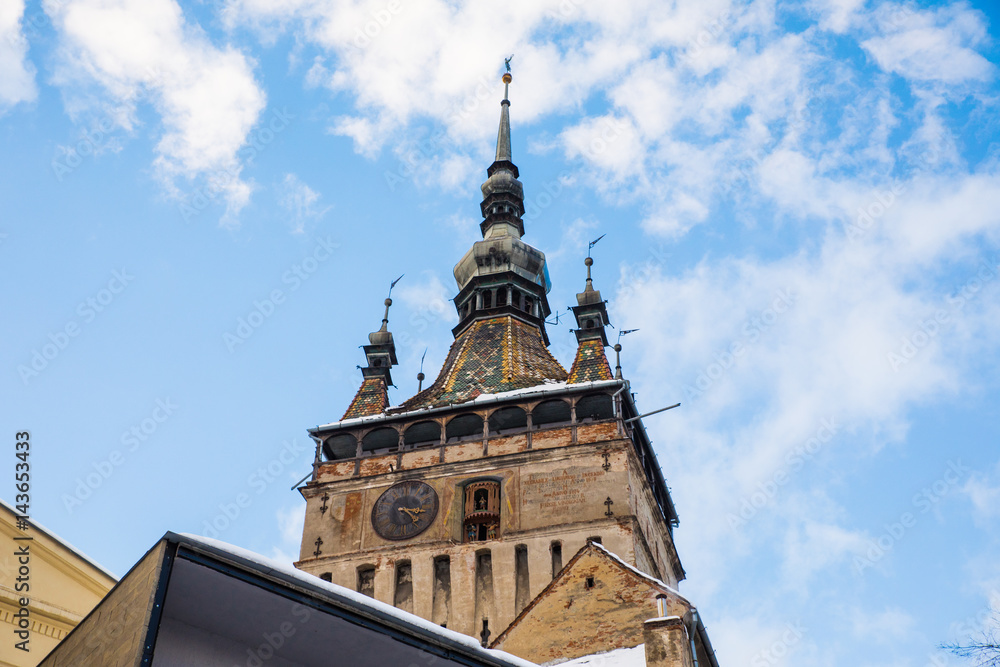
[371,481,439,541]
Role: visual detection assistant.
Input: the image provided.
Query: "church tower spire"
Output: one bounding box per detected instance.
[341,290,399,420]
[397,64,568,411]
[567,252,614,384]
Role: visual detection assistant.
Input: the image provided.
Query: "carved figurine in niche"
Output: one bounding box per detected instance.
[476,495,487,510]
[467,524,477,542]
[486,523,498,540]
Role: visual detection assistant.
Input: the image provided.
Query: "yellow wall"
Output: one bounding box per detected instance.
[0,504,116,667]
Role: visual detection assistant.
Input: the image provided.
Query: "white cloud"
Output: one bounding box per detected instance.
[963,463,1000,526]
[862,4,995,86]
[0,0,37,110]
[395,271,457,330]
[269,503,305,566]
[278,173,331,234]
[45,0,266,225]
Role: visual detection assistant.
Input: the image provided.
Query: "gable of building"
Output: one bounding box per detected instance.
[490,542,691,664]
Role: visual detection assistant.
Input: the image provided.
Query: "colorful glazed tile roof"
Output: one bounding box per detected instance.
[567,338,613,384]
[342,377,389,420]
[394,316,568,411]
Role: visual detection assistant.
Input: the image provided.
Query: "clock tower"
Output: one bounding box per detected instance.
[295,70,708,664]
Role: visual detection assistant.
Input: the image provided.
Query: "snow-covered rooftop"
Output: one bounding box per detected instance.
[311,378,623,431]
[177,532,537,667]
[548,645,646,667]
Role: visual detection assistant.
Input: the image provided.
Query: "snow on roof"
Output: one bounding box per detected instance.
[0,497,118,581]
[312,378,622,431]
[589,541,692,608]
[547,645,646,667]
[176,533,537,667]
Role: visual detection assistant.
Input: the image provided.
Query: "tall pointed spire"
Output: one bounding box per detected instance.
[398,60,571,411]
[495,71,512,163]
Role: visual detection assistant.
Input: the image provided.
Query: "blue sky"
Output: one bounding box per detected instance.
[3,0,1000,664]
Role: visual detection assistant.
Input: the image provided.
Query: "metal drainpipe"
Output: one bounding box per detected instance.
[612,382,627,437]
[688,610,701,667]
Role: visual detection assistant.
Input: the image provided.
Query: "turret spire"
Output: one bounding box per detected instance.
[341,278,401,419]
[566,244,615,384]
[496,63,513,163]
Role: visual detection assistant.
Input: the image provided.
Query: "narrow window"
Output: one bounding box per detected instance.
[394,561,413,613]
[358,566,375,598]
[585,576,595,590]
[475,551,494,646]
[515,545,530,613]
[496,288,507,307]
[483,290,492,309]
[551,541,563,579]
[432,556,451,627]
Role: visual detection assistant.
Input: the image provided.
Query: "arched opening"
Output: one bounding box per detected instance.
[324,433,358,460]
[482,290,493,309]
[575,393,615,422]
[532,399,572,428]
[404,420,440,448]
[496,288,507,307]
[446,414,484,442]
[488,406,527,435]
[361,427,397,455]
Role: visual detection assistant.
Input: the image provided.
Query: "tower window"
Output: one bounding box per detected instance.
[483,290,492,309]
[496,288,507,307]
[320,572,332,583]
[551,541,563,579]
[464,480,500,542]
[358,566,376,598]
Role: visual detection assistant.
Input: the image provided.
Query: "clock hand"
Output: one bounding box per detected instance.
[398,507,426,519]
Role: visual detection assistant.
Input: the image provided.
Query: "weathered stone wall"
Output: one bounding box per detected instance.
[298,420,682,648]
[491,547,690,663]
[40,542,167,667]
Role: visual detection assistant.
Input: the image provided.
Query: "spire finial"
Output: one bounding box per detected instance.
[496,57,513,163]
[380,274,403,332]
[417,348,427,392]
[585,234,605,292]
[615,329,639,380]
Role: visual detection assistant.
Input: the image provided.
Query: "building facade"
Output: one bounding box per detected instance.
[295,70,716,666]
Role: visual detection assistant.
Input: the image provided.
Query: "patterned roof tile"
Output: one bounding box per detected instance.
[567,338,613,384]
[394,316,567,411]
[342,377,389,420]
